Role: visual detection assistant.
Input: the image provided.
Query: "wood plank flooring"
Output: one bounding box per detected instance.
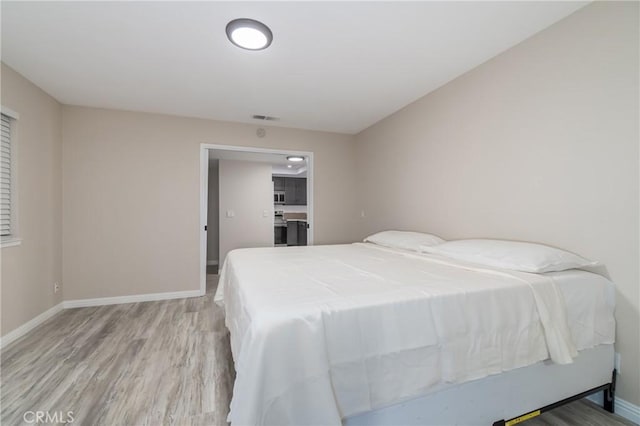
[529,400,635,426]
[1,275,635,425]
[1,276,234,425]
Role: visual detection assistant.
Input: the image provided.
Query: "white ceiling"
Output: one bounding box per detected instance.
[1,1,587,134]
[208,149,307,176]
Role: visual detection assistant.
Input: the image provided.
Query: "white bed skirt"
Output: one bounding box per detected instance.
[345,344,614,426]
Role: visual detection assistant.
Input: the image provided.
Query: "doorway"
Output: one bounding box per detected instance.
[199,144,314,295]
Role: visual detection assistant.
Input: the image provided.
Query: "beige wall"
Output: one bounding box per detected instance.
[62,106,359,301]
[219,160,273,263]
[355,2,639,404]
[207,159,219,264]
[0,63,63,336]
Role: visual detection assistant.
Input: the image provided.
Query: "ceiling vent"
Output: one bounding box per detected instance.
[252,114,280,121]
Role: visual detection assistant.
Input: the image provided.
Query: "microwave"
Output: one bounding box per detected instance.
[274,191,285,204]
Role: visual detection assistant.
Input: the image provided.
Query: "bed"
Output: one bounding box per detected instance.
[214,242,616,426]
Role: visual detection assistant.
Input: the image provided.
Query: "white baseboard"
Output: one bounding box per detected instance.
[0,302,63,349]
[207,260,219,266]
[586,394,640,424]
[617,398,640,425]
[1,290,205,349]
[63,289,204,309]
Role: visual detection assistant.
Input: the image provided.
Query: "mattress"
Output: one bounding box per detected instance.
[215,243,615,426]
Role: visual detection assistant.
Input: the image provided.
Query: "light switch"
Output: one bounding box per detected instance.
[226,210,235,218]
[263,210,269,218]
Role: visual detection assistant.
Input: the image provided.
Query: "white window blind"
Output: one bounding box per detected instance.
[1,113,13,237]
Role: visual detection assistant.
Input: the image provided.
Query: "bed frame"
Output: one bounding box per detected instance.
[344,344,615,426]
[493,368,616,426]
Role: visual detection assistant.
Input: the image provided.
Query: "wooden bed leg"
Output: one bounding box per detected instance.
[604,369,617,413]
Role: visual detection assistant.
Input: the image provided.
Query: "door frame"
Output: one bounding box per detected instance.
[199,143,315,295]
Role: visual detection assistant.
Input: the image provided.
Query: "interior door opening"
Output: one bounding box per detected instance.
[199,144,314,295]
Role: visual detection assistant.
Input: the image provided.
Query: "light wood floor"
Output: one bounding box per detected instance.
[1,276,234,425]
[1,275,634,426]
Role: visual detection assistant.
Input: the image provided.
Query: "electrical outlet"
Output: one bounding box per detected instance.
[615,352,621,373]
[53,282,60,293]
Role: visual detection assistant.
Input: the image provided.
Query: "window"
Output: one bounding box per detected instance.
[1,112,16,243]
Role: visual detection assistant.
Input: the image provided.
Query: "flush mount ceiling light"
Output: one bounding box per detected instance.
[226,18,273,50]
[287,156,305,162]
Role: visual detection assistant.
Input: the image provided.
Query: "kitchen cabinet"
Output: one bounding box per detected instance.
[284,177,307,205]
[286,221,297,246]
[287,221,307,246]
[297,221,307,245]
[295,178,307,205]
[273,177,285,191]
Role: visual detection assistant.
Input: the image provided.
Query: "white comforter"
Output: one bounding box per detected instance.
[215,243,615,426]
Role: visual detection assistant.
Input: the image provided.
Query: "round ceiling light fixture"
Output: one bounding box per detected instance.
[226,18,273,50]
[287,156,305,162]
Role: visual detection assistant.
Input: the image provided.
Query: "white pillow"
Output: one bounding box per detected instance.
[420,239,598,273]
[364,230,445,252]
